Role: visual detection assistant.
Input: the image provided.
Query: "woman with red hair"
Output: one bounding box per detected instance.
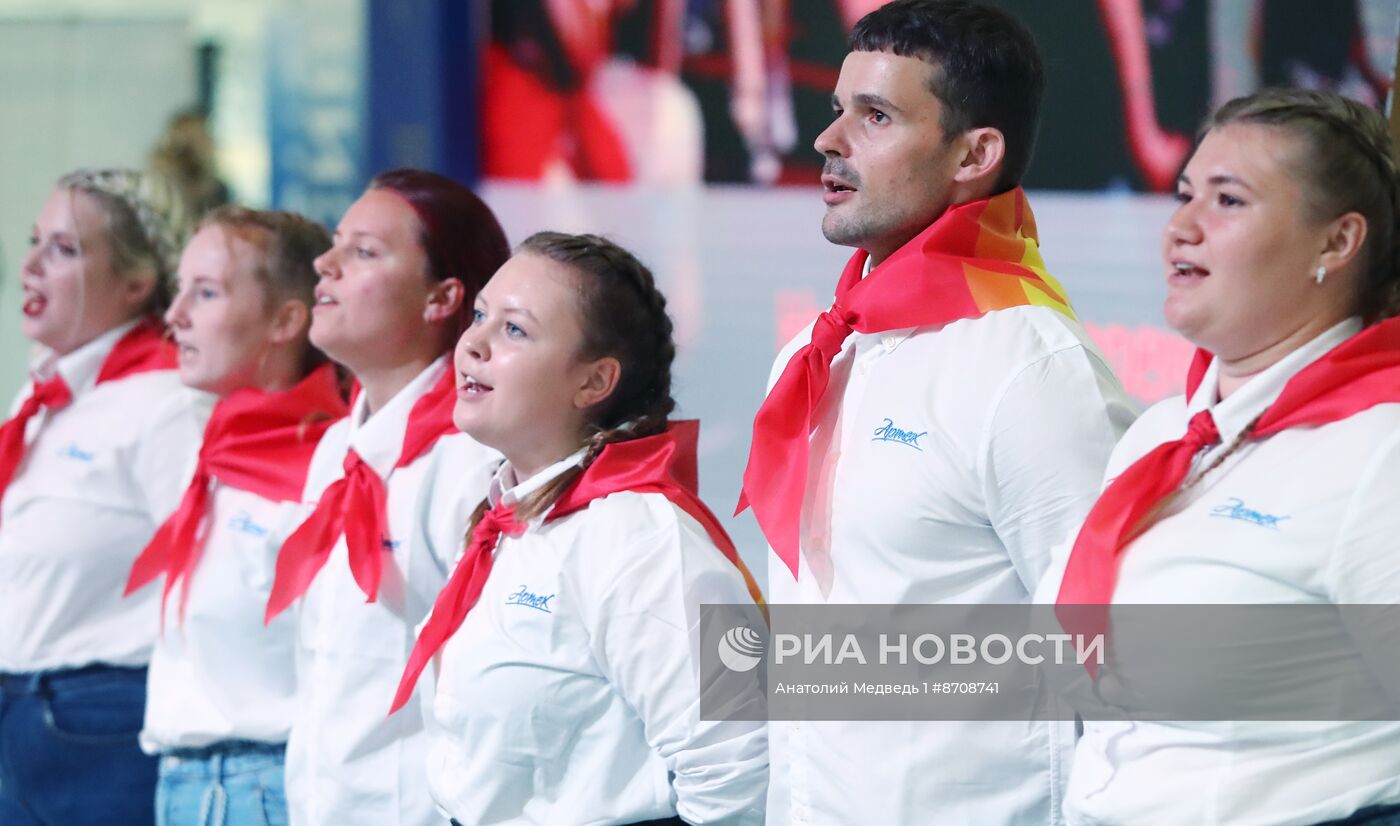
[264,169,509,826]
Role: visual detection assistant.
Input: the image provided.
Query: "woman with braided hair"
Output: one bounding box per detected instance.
[393,232,767,825]
[0,169,210,825]
[1038,88,1400,825]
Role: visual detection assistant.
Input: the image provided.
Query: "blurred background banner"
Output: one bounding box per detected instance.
[2,0,1397,572]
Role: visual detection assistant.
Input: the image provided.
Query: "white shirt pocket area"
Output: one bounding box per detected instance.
[140,487,305,753]
[430,491,767,826]
[0,326,210,672]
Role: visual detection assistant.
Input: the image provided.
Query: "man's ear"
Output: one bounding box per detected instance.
[573,356,621,411]
[423,277,466,325]
[951,126,1006,189]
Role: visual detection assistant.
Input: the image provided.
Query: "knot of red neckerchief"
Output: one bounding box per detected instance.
[389,504,526,713]
[126,363,346,623]
[265,449,388,622]
[1057,314,1400,677]
[1,319,174,509]
[0,375,73,500]
[264,363,456,621]
[738,187,1074,579]
[1055,407,1222,671]
[125,466,213,621]
[388,421,764,715]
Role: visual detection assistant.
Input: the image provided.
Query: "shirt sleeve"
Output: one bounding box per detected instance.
[576,496,768,825]
[981,345,1137,597]
[1327,425,1400,703]
[130,386,212,523]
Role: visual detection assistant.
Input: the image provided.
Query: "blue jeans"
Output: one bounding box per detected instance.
[0,664,157,826]
[1318,802,1400,825]
[155,741,287,826]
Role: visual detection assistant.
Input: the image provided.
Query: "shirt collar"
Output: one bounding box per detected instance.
[32,319,141,395]
[487,447,589,511]
[346,354,450,475]
[856,253,916,352]
[1186,317,1364,443]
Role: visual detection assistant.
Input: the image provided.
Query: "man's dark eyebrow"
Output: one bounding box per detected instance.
[851,92,902,114]
[829,92,904,114]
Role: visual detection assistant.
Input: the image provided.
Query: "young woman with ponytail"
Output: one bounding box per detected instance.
[261,170,508,826]
[1041,89,1400,826]
[124,207,345,826]
[392,233,767,826]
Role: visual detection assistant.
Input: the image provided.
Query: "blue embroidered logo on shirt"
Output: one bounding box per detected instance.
[872,418,927,450]
[1209,497,1290,530]
[506,585,555,613]
[57,443,95,462]
[227,511,269,538]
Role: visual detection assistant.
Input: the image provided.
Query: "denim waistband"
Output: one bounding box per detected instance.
[162,739,286,761]
[452,818,682,826]
[1317,801,1400,826]
[0,663,146,694]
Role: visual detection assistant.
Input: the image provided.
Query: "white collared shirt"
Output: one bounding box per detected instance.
[140,484,307,753]
[427,452,768,825]
[1036,318,1400,826]
[764,304,1136,826]
[0,321,211,672]
[285,356,500,826]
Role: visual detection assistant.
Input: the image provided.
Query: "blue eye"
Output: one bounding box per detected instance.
[354,246,374,259]
[197,287,218,301]
[869,110,889,124]
[505,321,525,338]
[471,308,486,324]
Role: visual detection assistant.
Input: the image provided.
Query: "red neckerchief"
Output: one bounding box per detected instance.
[264,364,458,622]
[0,319,175,504]
[736,188,1075,579]
[389,420,764,713]
[1056,316,1400,675]
[125,363,348,621]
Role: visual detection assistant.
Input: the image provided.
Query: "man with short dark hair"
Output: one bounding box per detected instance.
[738,1,1135,822]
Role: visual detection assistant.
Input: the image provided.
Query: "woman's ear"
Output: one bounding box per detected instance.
[267,296,310,346]
[122,267,158,314]
[424,277,466,325]
[573,356,621,410]
[1317,211,1367,277]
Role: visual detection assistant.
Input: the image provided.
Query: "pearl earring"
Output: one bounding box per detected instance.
[1315,265,1327,285]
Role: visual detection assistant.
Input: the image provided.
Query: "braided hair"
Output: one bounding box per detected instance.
[471,232,678,527]
[57,168,191,318]
[1204,89,1400,323]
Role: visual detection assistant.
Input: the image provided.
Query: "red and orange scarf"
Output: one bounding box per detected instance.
[738,188,1075,578]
